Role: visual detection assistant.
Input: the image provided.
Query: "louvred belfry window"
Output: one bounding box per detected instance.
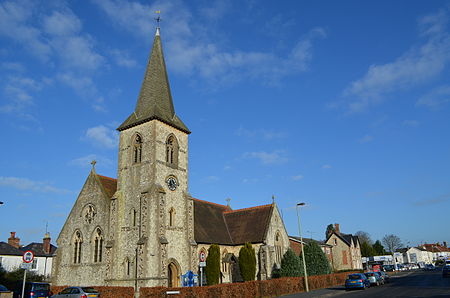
[133,134,143,164]
[165,135,179,166]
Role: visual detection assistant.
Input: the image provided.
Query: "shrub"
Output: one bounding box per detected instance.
[239,243,256,281]
[205,244,220,285]
[302,241,332,276]
[280,248,302,277]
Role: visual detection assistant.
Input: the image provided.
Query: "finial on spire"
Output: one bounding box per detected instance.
[272,195,276,204]
[226,197,231,207]
[155,10,161,36]
[91,160,97,170]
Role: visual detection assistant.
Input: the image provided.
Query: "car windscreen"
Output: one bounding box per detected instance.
[348,274,361,279]
[81,287,99,293]
[32,284,50,291]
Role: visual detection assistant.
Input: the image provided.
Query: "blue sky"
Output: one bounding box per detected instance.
[1,0,450,249]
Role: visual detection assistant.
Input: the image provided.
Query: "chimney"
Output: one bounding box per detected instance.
[8,232,20,248]
[444,241,448,248]
[43,233,51,254]
[334,223,340,234]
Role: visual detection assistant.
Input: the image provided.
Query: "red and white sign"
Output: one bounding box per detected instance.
[23,251,34,263]
[199,251,206,262]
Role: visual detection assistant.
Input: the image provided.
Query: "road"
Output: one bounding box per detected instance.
[282,270,450,297]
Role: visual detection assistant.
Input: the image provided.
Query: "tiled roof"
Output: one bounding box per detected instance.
[0,241,23,256]
[193,199,273,245]
[20,243,57,257]
[193,199,233,245]
[224,205,273,244]
[97,174,117,198]
[117,30,189,133]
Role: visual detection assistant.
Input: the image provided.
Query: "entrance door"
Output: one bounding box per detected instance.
[168,262,179,287]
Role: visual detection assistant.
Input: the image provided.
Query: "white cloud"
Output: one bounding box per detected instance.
[110,49,137,68]
[84,125,119,149]
[343,9,450,113]
[68,154,114,168]
[359,135,374,143]
[0,176,71,194]
[0,76,43,113]
[243,150,288,165]
[93,0,325,86]
[292,175,304,181]
[322,164,332,169]
[0,0,51,60]
[416,85,450,108]
[203,175,220,183]
[1,62,25,72]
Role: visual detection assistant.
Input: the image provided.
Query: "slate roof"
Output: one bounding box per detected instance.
[0,242,57,257]
[97,174,117,198]
[0,241,23,256]
[289,236,332,247]
[193,199,274,245]
[117,29,190,134]
[20,243,57,257]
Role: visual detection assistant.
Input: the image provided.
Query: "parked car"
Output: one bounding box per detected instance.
[378,271,390,283]
[382,265,395,272]
[443,265,450,278]
[424,264,436,271]
[345,273,370,290]
[0,284,10,292]
[12,282,51,298]
[364,271,384,286]
[51,287,100,298]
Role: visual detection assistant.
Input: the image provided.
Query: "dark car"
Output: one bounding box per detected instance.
[443,265,450,277]
[0,284,11,292]
[12,282,51,298]
[383,264,395,272]
[345,273,370,290]
[51,287,100,298]
[378,271,390,283]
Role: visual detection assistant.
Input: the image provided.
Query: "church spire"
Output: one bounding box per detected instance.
[117,27,190,133]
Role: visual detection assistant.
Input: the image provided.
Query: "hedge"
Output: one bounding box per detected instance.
[139,271,357,297]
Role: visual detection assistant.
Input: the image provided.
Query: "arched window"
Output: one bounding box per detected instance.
[93,228,103,263]
[275,231,282,264]
[165,135,179,166]
[133,134,143,164]
[130,208,137,227]
[169,207,175,227]
[124,257,132,277]
[73,230,82,264]
[222,249,228,273]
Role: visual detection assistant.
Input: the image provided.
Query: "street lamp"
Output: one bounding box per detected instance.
[296,202,309,292]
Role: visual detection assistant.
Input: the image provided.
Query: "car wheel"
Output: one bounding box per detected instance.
[376,281,379,286]
[363,285,367,290]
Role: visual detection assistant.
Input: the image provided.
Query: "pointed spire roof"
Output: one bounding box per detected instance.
[117,29,190,133]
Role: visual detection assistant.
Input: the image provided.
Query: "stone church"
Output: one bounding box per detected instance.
[52,27,290,290]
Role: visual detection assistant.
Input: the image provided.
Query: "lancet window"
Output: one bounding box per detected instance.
[93,228,103,263]
[133,134,143,164]
[73,230,82,264]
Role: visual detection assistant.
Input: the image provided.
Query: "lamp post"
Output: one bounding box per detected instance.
[296,202,309,292]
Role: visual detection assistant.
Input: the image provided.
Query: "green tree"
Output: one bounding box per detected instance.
[325,224,335,239]
[361,241,376,257]
[373,240,386,255]
[239,243,256,281]
[280,248,302,277]
[302,241,332,276]
[205,244,220,285]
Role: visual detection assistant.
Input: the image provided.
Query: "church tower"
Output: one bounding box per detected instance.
[106,27,196,288]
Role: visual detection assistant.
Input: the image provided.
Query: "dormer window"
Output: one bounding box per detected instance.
[166,135,178,166]
[133,134,143,164]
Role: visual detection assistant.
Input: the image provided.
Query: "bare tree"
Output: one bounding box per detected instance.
[355,231,373,245]
[382,234,403,254]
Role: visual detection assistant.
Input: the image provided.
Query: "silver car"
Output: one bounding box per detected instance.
[51,286,100,298]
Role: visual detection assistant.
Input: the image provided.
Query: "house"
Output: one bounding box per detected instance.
[325,224,363,271]
[421,242,450,262]
[289,236,333,265]
[0,232,57,278]
[401,246,433,265]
